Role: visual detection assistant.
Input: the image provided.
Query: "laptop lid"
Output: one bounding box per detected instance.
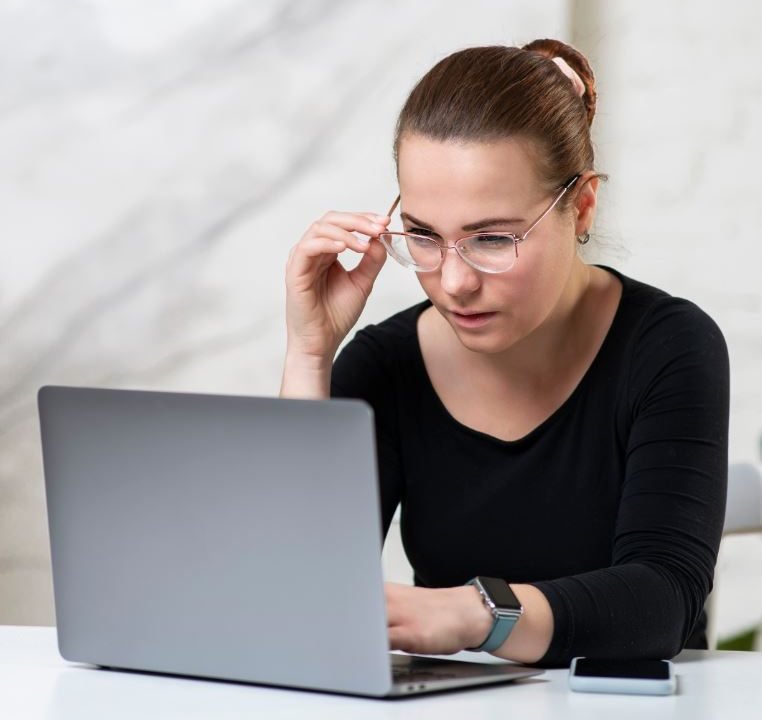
[39,386,393,696]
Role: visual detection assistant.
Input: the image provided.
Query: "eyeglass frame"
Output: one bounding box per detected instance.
[379,173,582,274]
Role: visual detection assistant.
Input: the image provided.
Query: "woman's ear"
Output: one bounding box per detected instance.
[574,172,600,236]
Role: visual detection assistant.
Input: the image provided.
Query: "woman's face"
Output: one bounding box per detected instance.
[396,134,583,355]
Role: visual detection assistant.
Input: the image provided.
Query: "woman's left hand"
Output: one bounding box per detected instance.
[385,582,493,655]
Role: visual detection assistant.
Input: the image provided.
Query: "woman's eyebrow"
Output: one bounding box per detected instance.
[400,211,525,232]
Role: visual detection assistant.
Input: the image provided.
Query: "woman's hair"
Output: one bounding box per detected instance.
[393,39,599,206]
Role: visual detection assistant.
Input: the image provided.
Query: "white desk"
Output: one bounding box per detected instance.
[1,626,760,719]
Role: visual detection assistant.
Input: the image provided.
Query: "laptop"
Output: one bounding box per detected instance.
[38,385,542,698]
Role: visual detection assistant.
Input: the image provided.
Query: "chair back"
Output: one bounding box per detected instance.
[706,462,762,649]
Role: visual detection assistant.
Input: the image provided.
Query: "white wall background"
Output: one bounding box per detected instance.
[2,0,760,634]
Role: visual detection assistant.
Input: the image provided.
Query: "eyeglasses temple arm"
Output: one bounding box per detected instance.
[520,174,581,240]
[386,195,401,218]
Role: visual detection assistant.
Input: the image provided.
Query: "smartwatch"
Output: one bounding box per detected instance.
[466,577,524,652]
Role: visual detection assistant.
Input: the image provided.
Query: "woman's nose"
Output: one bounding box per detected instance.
[438,247,481,297]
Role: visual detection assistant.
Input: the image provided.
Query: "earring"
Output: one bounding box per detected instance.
[576,232,590,245]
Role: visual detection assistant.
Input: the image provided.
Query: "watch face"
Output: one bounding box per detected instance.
[479,577,522,610]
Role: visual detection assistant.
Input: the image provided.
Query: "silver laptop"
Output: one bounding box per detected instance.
[38,385,542,698]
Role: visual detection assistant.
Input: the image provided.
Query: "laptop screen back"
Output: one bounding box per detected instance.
[39,386,392,696]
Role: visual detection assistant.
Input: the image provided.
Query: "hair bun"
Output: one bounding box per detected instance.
[522,38,597,127]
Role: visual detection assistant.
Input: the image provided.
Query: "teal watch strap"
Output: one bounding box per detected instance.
[466,577,523,653]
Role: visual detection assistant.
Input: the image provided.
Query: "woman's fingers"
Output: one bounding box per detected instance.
[288,211,391,286]
[308,221,376,253]
[388,627,415,653]
[316,212,389,247]
[320,210,389,235]
[287,237,344,284]
[385,582,410,627]
[348,232,387,295]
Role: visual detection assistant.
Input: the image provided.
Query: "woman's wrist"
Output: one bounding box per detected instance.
[489,584,554,664]
[460,585,495,649]
[458,582,553,662]
[280,350,333,399]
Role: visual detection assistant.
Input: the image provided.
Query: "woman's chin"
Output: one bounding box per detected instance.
[447,323,517,355]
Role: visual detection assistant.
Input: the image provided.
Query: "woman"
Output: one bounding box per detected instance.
[280,39,729,667]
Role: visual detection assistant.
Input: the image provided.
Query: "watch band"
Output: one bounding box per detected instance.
[466,577,523,652]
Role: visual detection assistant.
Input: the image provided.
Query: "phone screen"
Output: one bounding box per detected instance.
[573,659,671,680]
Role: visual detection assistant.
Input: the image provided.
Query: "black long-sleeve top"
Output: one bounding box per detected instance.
[330,265,729,667]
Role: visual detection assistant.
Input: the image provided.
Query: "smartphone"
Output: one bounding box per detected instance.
[569,657,676,695]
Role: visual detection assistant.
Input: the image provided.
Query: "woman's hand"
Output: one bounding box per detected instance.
[285,211,390,362]
[385,583,493,655]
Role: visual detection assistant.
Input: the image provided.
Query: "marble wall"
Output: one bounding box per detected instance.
[2,0,760,631]
[1,0,568,624]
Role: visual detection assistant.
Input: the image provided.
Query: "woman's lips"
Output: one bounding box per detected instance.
[450,310,497,329]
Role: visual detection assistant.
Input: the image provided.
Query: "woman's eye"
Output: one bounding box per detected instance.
[473,234,513,248]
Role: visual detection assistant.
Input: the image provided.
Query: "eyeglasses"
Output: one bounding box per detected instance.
[377,174,580,274]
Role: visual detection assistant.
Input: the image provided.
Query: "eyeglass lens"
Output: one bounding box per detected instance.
[378,233,517,273]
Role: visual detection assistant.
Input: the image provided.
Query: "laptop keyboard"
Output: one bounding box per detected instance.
[390,655,461,684]
[389,653,541,692]
[391,666,459,683]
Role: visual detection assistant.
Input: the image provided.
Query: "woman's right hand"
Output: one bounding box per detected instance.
[285,210,390,362]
